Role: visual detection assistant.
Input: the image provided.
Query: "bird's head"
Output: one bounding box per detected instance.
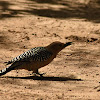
[46,41,72,54]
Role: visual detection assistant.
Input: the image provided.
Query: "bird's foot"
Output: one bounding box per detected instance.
[38,73,45,77]
[32,72,45,77]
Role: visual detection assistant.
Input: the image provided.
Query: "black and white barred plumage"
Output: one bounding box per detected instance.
[0,47,52,76]
[6,47,53,65]
[0,41,72,77]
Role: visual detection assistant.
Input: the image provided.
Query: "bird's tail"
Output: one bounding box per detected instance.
[0,65,16,76]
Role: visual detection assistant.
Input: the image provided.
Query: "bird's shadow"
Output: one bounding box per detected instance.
[2,75,82,81]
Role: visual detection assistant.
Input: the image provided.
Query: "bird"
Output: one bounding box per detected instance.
[0,41,72,77]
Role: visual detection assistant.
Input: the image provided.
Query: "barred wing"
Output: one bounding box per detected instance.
[6,47,52,65]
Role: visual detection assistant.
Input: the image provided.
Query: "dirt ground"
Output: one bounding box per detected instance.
[0,0,100,100]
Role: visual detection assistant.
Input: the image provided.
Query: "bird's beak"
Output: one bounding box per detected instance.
[64,42,72,48]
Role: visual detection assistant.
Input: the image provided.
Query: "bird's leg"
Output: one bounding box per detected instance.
[32,69,45,77]
[35,69,45,77]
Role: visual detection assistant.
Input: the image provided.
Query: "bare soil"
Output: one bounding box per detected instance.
[0,0,100,100]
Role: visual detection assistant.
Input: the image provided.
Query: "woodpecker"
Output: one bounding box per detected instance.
[0,41,72,77]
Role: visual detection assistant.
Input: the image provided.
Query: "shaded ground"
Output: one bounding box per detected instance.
[0,0,100,23]
[0,0,100,100]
